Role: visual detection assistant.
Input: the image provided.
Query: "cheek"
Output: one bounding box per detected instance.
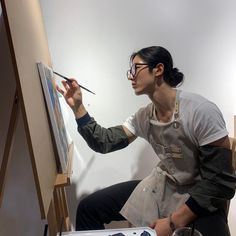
[138,75,155,86]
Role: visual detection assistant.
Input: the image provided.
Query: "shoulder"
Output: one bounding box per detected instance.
[179,90,222,116]
[135,103,153,120]
[178,90,228,146]
[122,103,152,138]
[179,90,209,107]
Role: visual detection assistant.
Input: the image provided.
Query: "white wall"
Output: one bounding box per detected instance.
[39,0,236,233]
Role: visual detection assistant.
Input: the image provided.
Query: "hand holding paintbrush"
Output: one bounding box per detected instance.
[55,71,91,119]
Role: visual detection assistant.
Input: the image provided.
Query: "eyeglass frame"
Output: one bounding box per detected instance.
[126,63,149,79]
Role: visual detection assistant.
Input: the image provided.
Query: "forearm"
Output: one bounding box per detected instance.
[188,145,236,212]
[171,195,218,229]
[172,145,236,228]
[76,113,129,153]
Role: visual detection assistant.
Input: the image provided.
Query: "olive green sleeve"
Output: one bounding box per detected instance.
[76,113,129,153]
[188,145,236,212]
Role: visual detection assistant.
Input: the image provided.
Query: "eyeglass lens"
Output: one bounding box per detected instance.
[127,63,149,79]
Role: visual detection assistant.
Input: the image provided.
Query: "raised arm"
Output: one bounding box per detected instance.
[57,79,137,153]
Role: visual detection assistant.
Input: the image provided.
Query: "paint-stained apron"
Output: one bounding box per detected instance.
[120,91,201,226]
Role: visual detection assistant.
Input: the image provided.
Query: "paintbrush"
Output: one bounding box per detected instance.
[53,71,95,95]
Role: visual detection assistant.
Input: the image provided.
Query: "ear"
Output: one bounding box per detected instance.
[153,63,164,77]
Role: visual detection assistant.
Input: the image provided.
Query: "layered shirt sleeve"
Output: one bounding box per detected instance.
[76,112,129,153]
[186,101,236,214]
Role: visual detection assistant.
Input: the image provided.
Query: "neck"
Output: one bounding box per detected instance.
[150,86,177,122]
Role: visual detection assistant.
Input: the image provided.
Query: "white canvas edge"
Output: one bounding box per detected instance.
[37,62,68,173]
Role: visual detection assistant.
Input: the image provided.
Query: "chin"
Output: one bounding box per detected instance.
[134,89,144,96]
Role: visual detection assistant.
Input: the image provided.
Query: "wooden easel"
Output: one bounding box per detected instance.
[234,116,236,138]
[49,142,74,235]
[0,1,74,234]
[47,144,74,235]
[0,96,74,235]
[0,90,19,206]
[0,88,73,235]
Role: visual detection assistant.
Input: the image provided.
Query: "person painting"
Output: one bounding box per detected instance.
[57,46,236,236]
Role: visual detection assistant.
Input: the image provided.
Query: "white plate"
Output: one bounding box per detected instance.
[58,227,157,236]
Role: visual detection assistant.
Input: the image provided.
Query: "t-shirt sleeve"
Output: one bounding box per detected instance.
[122,105,151,140]
[192,101,228,146]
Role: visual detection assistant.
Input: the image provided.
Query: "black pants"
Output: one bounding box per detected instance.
[76,180,231,236]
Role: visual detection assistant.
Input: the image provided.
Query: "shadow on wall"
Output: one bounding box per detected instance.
[66,182,94,230]
[66,182,79,230]
[66,153,96,229]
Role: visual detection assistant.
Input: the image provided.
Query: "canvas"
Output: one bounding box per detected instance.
[37,62,69,173]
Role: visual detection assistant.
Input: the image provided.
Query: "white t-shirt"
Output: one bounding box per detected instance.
[123,90,228,147]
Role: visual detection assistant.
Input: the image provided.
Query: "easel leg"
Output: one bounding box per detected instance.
[0,90,19,206]
[47,187,71,235]
[234,115,236,138]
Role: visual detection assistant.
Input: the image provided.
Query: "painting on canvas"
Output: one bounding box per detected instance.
[37,62,69,173]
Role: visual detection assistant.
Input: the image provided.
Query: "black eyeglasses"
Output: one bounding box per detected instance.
[126,63,149,79]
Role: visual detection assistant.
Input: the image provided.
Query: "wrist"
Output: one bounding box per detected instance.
[170,212,185,229]
[74,104,87,118]
[76,112,92,128]
[168,214,176,233]
[171,204,197,229]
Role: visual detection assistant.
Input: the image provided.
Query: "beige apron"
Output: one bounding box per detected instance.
[120,91,201,226]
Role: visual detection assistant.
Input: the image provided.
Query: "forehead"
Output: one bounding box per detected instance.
[132,55,145,64]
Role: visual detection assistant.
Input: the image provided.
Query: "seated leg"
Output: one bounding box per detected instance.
[76,180,140,230]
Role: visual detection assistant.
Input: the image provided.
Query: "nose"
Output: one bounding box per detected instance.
[127,73,134,81]
[127,70,134,80]
[128,75,133,81]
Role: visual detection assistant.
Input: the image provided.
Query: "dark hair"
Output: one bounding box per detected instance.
[130,46,184,87]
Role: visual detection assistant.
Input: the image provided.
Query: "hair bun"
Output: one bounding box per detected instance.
[172,67,178,73]
[168,67,184,87]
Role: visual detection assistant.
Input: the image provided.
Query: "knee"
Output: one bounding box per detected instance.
[77,194,98,216]
[77,197,90,215]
